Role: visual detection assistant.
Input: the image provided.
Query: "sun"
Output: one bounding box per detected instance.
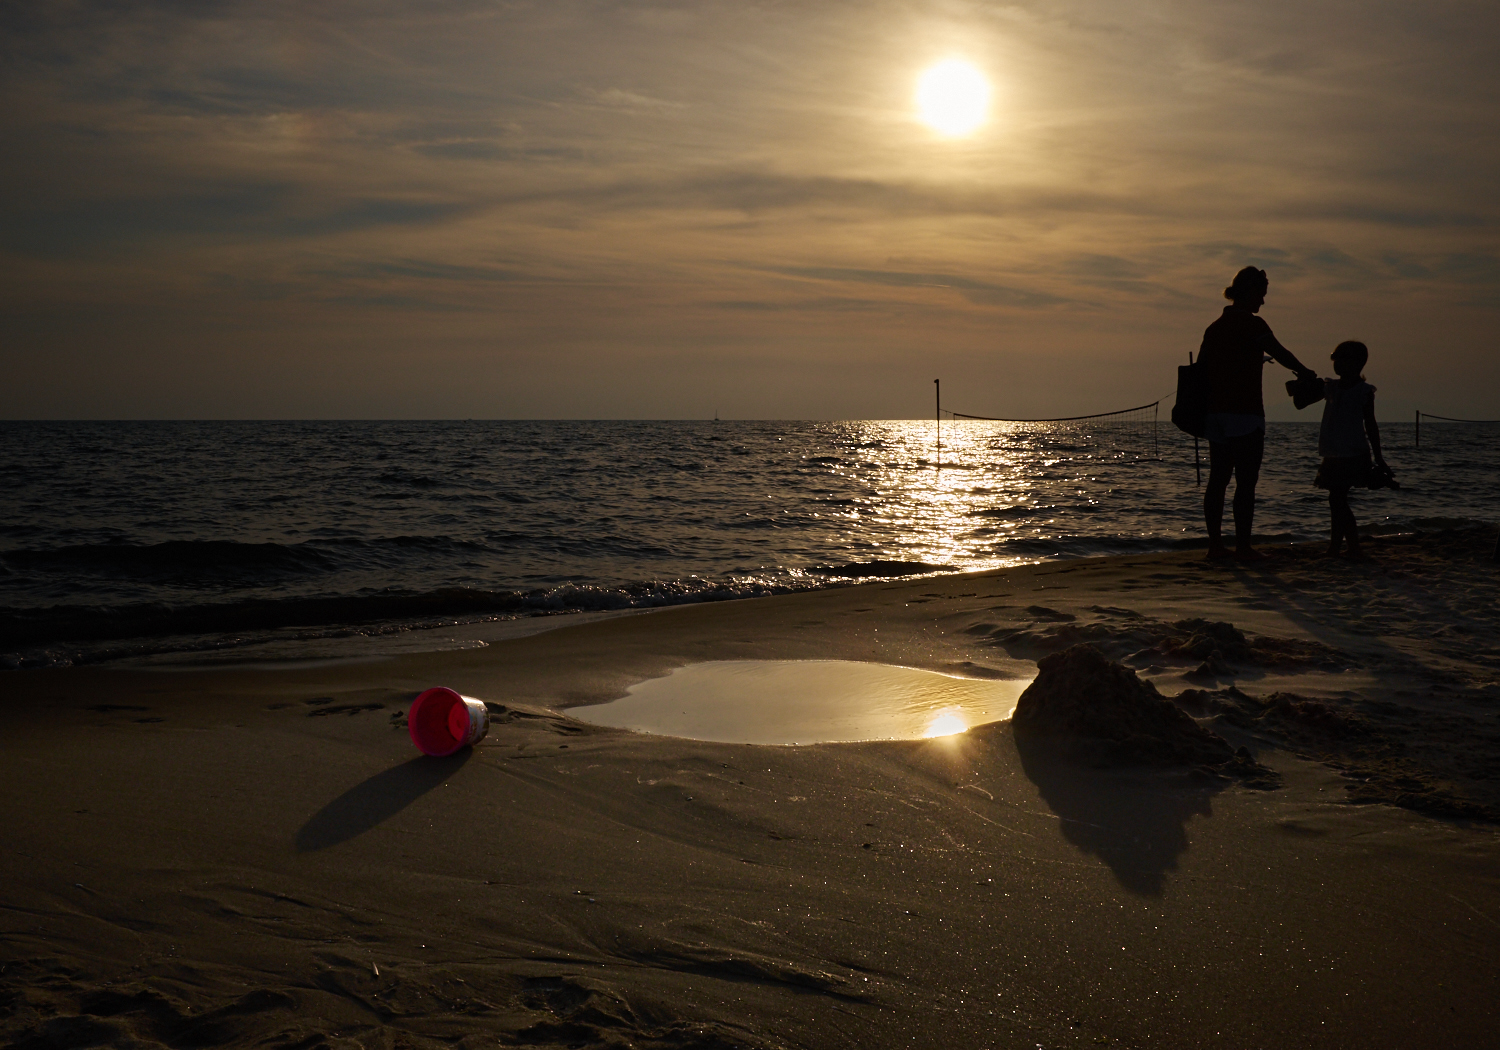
[915,59,990,136]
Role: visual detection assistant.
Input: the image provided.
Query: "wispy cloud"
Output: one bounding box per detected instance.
[761,265,1070,308]
[1,190,477,258]
[592,87,687,112]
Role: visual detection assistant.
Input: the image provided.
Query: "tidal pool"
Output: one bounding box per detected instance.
[572,660,1032,745]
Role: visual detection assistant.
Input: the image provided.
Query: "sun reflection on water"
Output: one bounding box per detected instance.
[923,710,969,738]
[817,419,1103,577]
[576,660,1031,745]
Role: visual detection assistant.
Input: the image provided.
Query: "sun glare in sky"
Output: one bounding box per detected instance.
[915,59,990,136]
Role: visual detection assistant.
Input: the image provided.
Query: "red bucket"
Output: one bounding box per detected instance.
[408,687,490,756]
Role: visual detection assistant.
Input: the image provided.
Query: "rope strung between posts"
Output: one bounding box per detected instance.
[942,397,1166,423]
[939,395,1168,461]
[1417,412,1500,423]
[1414,410,1500,447]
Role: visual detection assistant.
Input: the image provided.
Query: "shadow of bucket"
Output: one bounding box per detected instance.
[408,686,490,756]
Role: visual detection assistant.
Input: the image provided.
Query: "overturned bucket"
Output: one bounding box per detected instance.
[408,687,490,756]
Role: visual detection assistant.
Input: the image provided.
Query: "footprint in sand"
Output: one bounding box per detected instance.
[306,703,386,717]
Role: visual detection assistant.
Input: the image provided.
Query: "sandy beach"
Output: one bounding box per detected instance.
[3,528,1498,1049]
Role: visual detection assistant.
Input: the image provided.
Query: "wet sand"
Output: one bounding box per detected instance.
[3,529,1498,1049]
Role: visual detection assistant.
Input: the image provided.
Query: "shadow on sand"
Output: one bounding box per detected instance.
[1013,733,1224,896]
[296,750,471,852]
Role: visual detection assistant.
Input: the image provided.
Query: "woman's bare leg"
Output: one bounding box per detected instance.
[1204,445,1234,560]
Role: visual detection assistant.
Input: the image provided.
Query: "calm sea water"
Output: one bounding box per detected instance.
[2,419,1494,668]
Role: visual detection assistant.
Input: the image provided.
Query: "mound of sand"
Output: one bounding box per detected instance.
[1179,685,1500,821]
[1013,643,1249,770]
[986,612,1353,675]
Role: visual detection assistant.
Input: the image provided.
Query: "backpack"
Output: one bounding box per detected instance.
[1171,356,1208,438]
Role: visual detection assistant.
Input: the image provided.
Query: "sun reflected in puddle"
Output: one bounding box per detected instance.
[573,660,1031,745]
[923,710,969,738]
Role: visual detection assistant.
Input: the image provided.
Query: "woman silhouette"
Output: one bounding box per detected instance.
[1197,267,1317,561]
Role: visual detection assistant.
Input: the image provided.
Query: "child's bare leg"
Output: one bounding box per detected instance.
[1343,524,1365,558]
[1327,489,1344,555]
[1330,487,1359,557]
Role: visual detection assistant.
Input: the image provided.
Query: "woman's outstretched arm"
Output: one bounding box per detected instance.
[1261,331,1317,377]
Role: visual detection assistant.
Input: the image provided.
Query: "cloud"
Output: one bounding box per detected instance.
[320,292,474,312]
[761,265,1070,308]
[0,189,476,258]
[413,141,510,160]
[1061,255,1147,279]
[308,258,527,283]
[1377,252,1500,285]
[706,296,890,312]
[592,87,687,111]
[489,168,1145,224]
[1286,201,1494,230]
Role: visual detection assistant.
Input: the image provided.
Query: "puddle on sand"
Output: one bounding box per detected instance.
[572,660,1033,745]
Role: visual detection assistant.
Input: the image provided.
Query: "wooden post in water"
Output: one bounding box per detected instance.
[934,378,941,468]
[1415,409,1420,448]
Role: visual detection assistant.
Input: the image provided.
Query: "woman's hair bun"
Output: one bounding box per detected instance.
[1224,266,1269,301]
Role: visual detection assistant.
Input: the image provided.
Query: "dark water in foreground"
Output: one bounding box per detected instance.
[2,419,1494,668]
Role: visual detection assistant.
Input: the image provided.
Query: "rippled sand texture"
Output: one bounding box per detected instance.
[3,529,1497,1048]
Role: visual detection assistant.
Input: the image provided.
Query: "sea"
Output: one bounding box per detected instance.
[2,419,1495,670]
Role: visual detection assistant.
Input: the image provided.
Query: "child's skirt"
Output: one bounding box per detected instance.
[1314,453,1370,491]
[1316,452,1397,491]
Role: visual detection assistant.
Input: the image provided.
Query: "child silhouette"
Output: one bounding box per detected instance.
[1314,341,1393,559]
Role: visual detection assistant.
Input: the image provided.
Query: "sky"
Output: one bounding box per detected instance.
[2,0,1498,420]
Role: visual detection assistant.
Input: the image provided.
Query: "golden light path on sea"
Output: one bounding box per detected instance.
[801,418,1122,582]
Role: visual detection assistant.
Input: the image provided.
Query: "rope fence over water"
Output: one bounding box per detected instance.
[938,397,1164,461]
[1415,411,1500,448]
[1411,411,1500,559]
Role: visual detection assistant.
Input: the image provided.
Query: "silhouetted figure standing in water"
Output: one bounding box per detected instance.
[1315,340,1390,559]
[1198,267,1317,561]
